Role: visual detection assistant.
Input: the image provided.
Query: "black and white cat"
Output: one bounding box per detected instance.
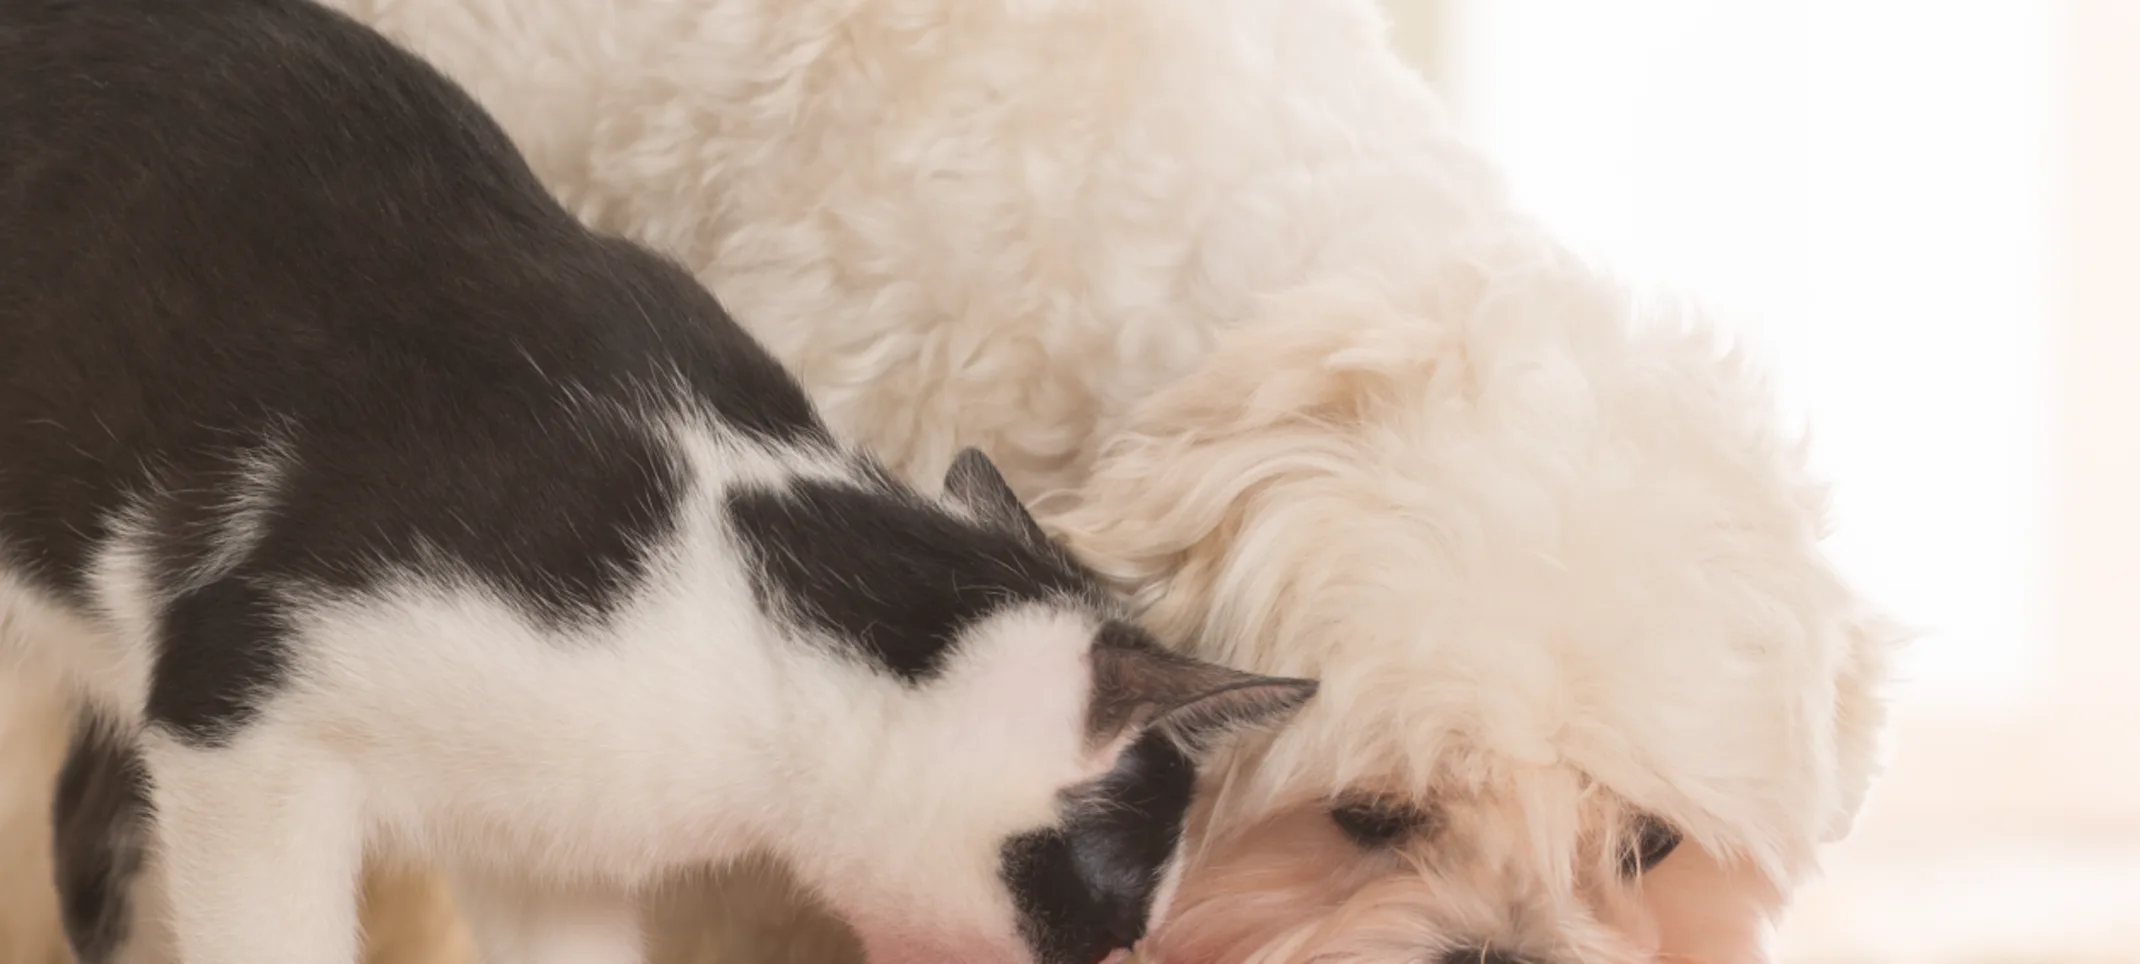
[0,2,1316,963]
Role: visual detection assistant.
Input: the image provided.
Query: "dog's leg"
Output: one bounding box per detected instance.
[453,874,643,964]
[142,734,365,964]
[50,716,167,964]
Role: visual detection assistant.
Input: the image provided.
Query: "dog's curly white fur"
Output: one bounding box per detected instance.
[8,0,1902,961]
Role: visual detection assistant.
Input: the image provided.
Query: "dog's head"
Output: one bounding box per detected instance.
[1047,236,1902,964]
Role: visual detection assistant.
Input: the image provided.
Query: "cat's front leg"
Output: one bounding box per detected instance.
[140,733,365,964]
[452,873,645,964]
[50,716,175,964]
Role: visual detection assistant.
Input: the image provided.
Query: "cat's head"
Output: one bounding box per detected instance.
[765,449,1317,964]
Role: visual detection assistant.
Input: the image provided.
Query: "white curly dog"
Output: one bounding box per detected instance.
[4,1,1901,963]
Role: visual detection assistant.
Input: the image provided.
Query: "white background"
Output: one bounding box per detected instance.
[1383,2,2140,960]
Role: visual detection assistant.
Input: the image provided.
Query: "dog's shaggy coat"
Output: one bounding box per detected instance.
[1,0,1900,961]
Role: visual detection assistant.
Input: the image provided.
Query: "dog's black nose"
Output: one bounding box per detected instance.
[1439,948,1528,964]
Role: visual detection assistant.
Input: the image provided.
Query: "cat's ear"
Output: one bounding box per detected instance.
[943,446,1049,545]
[1088,641,1318,754]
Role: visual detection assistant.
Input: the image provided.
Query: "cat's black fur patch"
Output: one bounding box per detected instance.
[50,718,154,964]
[1000,729,1198,964]
[725,476,1107,682]
[149,577,292,742]
[0,0,834,744]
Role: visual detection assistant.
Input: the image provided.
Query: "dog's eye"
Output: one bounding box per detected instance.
[1621,815,1682,876]
[1328,798,1427,848]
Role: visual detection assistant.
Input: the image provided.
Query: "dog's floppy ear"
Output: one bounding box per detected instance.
[1087,637,1317,754]
[943,446,1049,545]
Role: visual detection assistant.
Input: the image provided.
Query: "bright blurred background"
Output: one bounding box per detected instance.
[1379,2,2139,962]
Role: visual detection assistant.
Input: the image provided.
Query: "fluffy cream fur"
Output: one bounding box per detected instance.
[0,0,1901,961]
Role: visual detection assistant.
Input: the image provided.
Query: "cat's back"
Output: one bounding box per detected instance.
[0,0,825,616]
[1,0,557,419]
[0,0,610,392]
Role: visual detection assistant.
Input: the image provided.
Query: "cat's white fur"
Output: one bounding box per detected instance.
[4,425,1132,964]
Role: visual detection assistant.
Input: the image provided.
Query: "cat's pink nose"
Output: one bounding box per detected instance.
[1096,950,1132,964]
